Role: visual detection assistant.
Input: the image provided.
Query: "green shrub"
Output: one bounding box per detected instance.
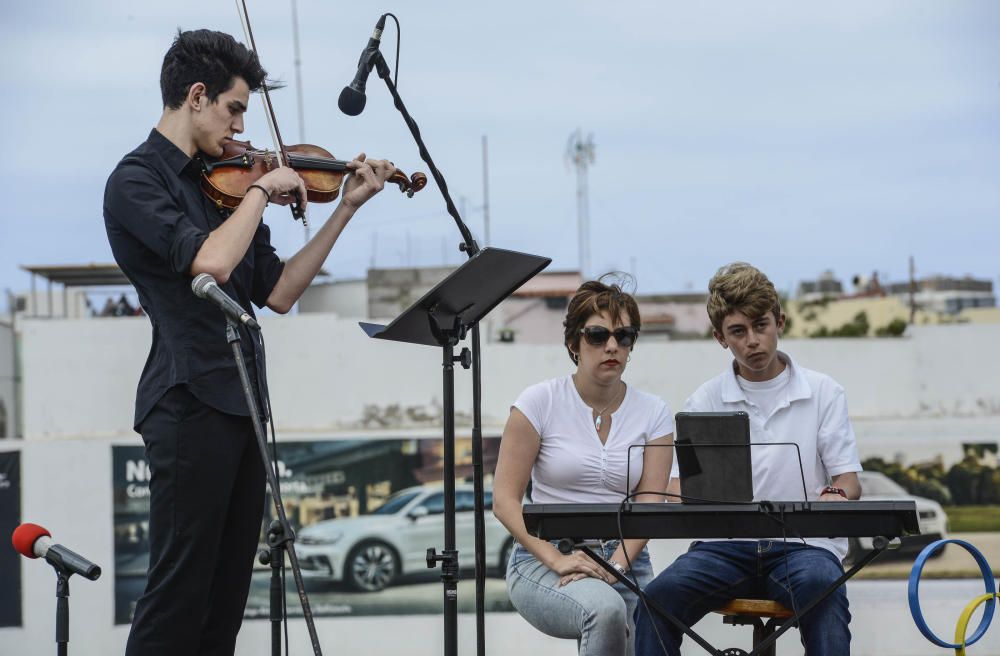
[875,318,908,337]
[810,311,870,338]
[942,506,1000,532]
[861,457,952,505]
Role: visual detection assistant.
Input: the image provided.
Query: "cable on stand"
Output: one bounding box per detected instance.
[225,319,323,656]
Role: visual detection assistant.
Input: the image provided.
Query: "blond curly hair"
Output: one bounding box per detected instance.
[706,262,781,332]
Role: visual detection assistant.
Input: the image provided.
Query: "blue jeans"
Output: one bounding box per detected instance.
[634,541,851,656]
[507,541,654,656]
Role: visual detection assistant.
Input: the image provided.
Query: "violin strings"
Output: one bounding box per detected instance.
[218,149,350,171]
[286,156,349,170]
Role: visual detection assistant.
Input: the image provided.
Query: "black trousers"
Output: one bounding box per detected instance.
[125,386,265,656]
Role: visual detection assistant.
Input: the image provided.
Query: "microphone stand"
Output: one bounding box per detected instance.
[41,547,99,655]
[53,566,71,656]
[224,319,323,656]
[371,49,488,656]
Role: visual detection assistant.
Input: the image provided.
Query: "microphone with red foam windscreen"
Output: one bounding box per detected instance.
[12,523,101,580]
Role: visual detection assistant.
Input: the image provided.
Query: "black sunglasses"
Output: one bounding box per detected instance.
[580,326,640,348]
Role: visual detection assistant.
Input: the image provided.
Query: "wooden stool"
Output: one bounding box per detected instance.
[712,599,795,656]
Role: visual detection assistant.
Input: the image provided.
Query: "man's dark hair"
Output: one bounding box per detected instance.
[160,29,267,109]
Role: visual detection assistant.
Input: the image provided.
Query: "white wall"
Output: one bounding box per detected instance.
[20,317,148,438]
[18,317,1000,441]
[6,317,1000,654]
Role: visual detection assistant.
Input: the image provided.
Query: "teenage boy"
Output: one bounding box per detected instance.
[634,262,862,656]
[105,29,396,656]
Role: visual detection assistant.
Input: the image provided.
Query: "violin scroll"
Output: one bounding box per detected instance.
[399,171,428,197]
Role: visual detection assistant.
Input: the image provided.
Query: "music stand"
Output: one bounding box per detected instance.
[360,246,550,656]
[675,412,753,504]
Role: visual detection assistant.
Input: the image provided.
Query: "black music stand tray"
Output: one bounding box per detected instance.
[360,246,550,656]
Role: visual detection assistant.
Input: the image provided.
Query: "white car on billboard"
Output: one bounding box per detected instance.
[295,484,514,592]
[847,470,949,562]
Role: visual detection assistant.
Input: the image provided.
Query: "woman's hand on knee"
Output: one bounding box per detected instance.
[550,552,614,586]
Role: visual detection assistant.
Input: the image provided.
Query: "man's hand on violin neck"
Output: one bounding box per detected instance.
[258,168,308,210]
[341,153,398,210]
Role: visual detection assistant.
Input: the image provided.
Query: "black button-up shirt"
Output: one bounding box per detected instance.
[104,129,284,429]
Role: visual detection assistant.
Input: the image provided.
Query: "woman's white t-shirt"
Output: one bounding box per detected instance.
[513,375,674,504]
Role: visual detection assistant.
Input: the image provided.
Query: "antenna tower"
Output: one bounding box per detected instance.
[566,130,595,277]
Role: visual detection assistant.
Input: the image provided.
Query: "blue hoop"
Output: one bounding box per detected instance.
[907,539,997,649]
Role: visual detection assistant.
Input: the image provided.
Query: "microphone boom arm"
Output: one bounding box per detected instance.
[371,51,479,257]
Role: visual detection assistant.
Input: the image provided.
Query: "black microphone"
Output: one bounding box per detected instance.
[12,523,102,581]
[191,273,260,330]
[338,14,388,116]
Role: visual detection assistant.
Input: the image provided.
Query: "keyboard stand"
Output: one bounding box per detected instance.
[565,537,892,656]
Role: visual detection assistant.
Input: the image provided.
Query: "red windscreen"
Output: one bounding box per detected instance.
[12,522,51,559]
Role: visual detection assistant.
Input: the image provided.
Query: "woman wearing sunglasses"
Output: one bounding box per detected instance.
[493,278,675,656]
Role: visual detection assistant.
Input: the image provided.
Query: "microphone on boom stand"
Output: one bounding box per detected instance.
[337,15,550,656]
[191,273,259,330]
[338,14,388,116]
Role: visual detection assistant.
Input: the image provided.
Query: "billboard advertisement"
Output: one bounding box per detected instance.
[112,436,513,623]
[0,450,22,627]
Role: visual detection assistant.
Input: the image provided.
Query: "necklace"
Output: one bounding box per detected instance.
[576,378,626,432]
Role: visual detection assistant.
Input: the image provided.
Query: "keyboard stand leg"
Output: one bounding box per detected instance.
[749,536,889,656]
[579,545,724,656]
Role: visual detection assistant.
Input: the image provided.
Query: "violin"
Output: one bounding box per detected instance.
[200,139,428,211]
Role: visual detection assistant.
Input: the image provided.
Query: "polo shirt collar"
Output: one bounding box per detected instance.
[720,351,812,404]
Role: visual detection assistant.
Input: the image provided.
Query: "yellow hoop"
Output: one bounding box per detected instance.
[954,592,1000,656]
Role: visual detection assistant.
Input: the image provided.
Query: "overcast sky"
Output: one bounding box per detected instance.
[1,1,997,307]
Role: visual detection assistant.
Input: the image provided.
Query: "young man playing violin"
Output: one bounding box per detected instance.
[104,29,396,656]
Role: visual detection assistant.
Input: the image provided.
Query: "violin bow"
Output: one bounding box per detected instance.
[234,0,307,224]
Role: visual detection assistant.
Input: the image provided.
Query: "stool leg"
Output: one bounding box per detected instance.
[757,618,783,656]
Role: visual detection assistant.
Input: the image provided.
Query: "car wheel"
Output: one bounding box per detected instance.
[844,538,862,566]
[345,540,399,592]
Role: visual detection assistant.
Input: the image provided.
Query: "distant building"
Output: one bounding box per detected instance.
[786,295,915,338]
[299,266,582,343]
[885,276,995,315]
[14,264,136,319]
[297,276,367,317]
[796,270,844,302]
[491,270,580,344]
[16,263,995,345]
[786,273,998,337]
[0,319,14,438]
[634,293,709,339]
[851,271,890,298]
[299,267,713,342]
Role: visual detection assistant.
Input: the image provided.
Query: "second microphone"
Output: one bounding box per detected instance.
[191,273,260,329]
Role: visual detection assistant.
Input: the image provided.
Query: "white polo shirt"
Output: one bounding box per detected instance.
[514,375,675,504]
[671,352,862,560]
